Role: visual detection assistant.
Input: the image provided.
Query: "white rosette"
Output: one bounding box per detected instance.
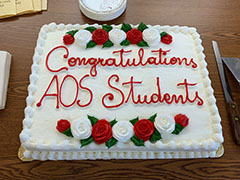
[142,27,160,46]
[154,115,175,135]
[74,30,92,47]
[71,119,92,140]
[109,29,126,45]
[112,121,134,143]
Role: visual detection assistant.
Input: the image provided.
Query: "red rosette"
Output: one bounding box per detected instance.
[126,29,143,44]
[56,119,71,133]
[92,29,109,45]
[133,119,154,141]
[92,119,113,144]
[174,114,189,127]
[63,34,74,45]
[161,34,173,44]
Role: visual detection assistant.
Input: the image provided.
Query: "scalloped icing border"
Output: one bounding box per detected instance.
[19,23,224,160]
[18,144,224,161]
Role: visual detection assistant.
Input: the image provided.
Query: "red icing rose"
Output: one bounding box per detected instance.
[161,34,173,44]
[56,119,71,133]
[63,34,74,45]
[134,119,154,141]
[92,29,109,45]
[174,114,189,127]
[92,119,113,144]
[126,29,143,44]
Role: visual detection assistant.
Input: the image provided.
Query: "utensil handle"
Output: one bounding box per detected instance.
[226,101,240,145]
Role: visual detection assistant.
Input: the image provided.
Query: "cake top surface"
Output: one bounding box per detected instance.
[20,22,223,156]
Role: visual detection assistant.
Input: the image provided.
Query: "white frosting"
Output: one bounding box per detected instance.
[109,29,126,45]
[21,148,221,160]
[142,27,160,46]
[74,30,92,48]
[66,24,73,30]
[154,115,175,135]
[71,118,92,140]
[112,121,133,142]
[19,23,224,160]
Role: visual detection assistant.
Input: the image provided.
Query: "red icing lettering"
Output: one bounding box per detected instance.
[190,58,198,68]
[59,75,79,108]
[77,74,93,107]
[102,74,125,108]
[170,57,178,65]
[104,76,204,108]
[41,46,202,109]
[177,79,204,106]
[112,49,132,67]
[151,48,198,68]
[122,76,142,104]
[46,46,69,73]
[68,57,77,67]
[45,46,198,77]
[36,75,60,109]
[37,74,204,109]
[147,57,157,65]
[37,74,93,109]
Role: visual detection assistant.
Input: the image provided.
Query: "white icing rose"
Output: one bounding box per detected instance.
[109,29,126,45]
[71,119,92,140]
[74,30,92,47]
[113,121,133,142]
[154,115,175,134]
[142,27,160,46]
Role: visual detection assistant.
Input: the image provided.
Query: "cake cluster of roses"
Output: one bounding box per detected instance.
[63,22,173,49]
[56,113,189,148]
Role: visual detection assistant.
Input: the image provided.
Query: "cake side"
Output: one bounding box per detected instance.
[19,23,224,160]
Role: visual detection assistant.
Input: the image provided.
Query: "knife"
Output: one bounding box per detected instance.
[222,57,240,85]
[212,41,240,145]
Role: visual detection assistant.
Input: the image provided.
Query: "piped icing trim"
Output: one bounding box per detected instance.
[22,148,221,160]
[56,113,189,149]
[62,22,173,48]
[19,22,223,160]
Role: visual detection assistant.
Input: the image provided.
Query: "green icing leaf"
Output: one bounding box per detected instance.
[66,30,78,37]
[80,136,94,148]
[130,135,144,146]
[62,128,73,137]
[130,117,139,125]
[137,40,149,47]
[121,22,132,33]
[172,123,184,135]
[106,137,118,149]
[102,40,114,48]
[85,26,97,33]
[137,22,148,32]
[148,113,157,123]
[109,119,117,127]
[86,40,97,49]
[120,39,131,46]
[102,24,113,32]
[87,115,98,126]
[150,128,162,143]
[160,32,167,37]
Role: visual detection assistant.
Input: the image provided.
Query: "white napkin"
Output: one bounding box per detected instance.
[0,51,11,110]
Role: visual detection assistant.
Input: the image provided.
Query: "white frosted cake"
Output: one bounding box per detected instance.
[19,22,224,160]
